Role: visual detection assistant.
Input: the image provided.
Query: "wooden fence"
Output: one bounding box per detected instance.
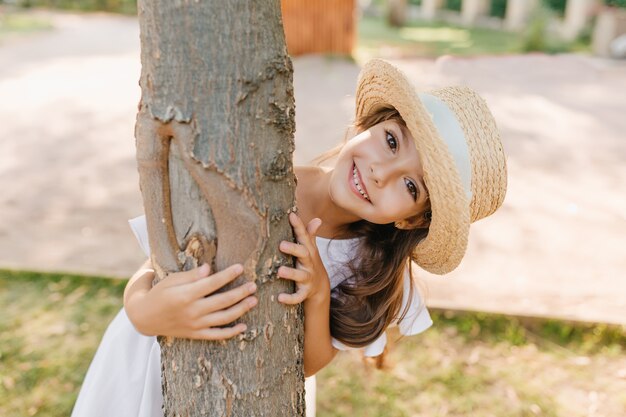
[281,0,356,56]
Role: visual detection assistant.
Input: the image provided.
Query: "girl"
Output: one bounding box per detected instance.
[72,59,507,416]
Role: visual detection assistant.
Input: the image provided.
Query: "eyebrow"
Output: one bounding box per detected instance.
[398,124,428,203]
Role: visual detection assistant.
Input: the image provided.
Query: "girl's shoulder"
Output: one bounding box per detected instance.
[294,165,328,176]
[293,165,332,190]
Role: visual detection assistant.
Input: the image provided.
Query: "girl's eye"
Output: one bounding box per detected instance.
[404,178,418,201]
[386,131,398,152]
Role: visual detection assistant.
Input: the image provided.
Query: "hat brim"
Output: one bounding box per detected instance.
[355,59,470,274]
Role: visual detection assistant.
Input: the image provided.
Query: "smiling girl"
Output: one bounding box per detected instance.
[73,59,507,417]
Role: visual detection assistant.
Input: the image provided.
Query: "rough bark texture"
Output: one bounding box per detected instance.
[135,1,304,416]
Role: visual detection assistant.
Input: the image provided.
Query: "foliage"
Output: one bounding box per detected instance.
[522,4,550,52]
[605,0,626,8]
[542,0,567,16]
[519,5,587,54]
[490,0,508,18]
[444,0,462,12]
[16,0,137,15]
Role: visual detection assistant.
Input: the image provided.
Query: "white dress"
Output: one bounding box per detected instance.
[72,216,432,417]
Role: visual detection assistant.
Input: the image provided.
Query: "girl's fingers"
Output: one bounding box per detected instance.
[168,263,212,286]
[191,323,248,341]
[130,268,156,293]
[278,290,307,305]
[196,281,257,316]
[289,212,310,245]
[196,296,258,328]
[306,218,322,238]
[279,241,309,259]
[189,264,244,298]
[277,266,308,283]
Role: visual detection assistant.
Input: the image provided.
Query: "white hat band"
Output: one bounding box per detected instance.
[419,93,472,201]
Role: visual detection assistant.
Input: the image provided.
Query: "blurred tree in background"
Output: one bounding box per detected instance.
[490,0,507,18]
[605,0,626,7]
[445,0,462,11]
[12,0,137,14]
[543,0,567,16]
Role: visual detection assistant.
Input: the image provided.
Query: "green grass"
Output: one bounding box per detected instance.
[14,0,137,15]
[356,15,591,60]
[317,311,626,417]
[435,310,626,353]
[1,269,625,416]
[0,269,126,417]
[0,11,53,41]
[357,15,523,60]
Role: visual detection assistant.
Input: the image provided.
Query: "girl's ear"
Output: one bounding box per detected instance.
[394,211,431,230]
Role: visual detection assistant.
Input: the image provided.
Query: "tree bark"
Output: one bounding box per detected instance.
[388,0,408,27]
[135,1,304,416]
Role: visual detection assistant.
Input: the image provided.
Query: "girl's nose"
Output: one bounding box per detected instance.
[369,162,394,187]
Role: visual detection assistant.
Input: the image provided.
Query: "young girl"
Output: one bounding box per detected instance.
[72,59,507,416]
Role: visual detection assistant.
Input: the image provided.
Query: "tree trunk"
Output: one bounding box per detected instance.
[388,0,408,27]
[135,1,304,416]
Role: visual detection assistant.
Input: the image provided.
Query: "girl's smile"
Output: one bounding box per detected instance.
[328,119,429,226]
[350,162,371,203]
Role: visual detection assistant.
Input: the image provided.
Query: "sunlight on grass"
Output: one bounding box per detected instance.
[0,269,125,417]
[0,12,53,41]
[399,27,470,43]
[357,15,523,60]
[317,314,626,417]
[1,269,625,416]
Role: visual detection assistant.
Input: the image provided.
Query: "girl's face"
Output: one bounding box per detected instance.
[329,119,429,225]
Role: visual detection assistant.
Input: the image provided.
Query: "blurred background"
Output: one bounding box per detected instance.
[1,1,625,416]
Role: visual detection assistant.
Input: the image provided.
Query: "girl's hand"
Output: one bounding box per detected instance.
[277,212,330,305]
[124,263,258,340]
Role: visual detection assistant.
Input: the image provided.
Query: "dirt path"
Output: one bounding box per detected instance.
[1,10,625,325]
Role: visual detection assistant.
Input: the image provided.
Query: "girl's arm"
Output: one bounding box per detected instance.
[278,212,338,377]
[124,260,258,340]
[125,212,337,373]
[302,289,338,377]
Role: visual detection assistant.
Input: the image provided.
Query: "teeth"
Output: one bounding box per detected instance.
[352,166,370,201]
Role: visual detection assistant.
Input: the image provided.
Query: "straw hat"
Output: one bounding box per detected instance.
[355,59,507,275]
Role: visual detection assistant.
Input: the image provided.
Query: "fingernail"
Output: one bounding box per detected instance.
[233,264,243,274]
[249,297,258,307]
[199,263,210,276]
[247,283,257,292]
[240,324,247,332]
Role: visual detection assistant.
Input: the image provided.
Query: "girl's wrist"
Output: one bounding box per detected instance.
[306,283,330,307]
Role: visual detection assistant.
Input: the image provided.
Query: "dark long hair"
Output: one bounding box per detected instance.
[325,106,431,348]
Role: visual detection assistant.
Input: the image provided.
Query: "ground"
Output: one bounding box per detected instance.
[1,10,625,325]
